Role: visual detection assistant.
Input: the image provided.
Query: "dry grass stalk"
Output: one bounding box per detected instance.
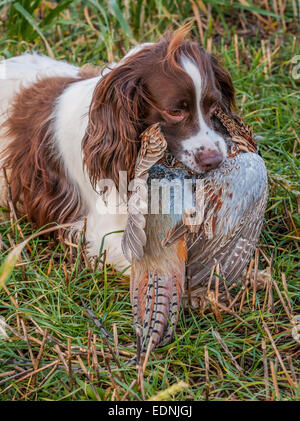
[83,5,97,33]
[133,327,145,400]
[31,362,59,395]
[102,335,122,374]
[213,330,243,373]
[0,360,59,395]
[208,290,223,322]
[62,261,69,287]
[206,37,212,53]
[270,360,280,400]
[21,319,37,370]
[47,258,53,276]
[215,264,219,303]
[281,273,292,314]
[2,284,18,308]
[138,354,146,400]
[222,281,233,307]
[261,40,269,78]
[32,326,65,349]
[291,0,298,17]
[262,267,271,314]
[271,278,292,320]
[104,357,121,401]
[239,0,269,24]
[262,321,297,387]
[267,267,275,316]
[258,246,272,266]
[216,301,252,328]
[121,379,138,401]
[272,0,279,16]
[67,337,73,390]
[286,355,297,384]
[278,0,286,29]
[234,34,240,67]
[204,345,210,400]
[87,327,92,368]
[207,264,215,294]
[54,344,69,372]
[228,259,254,310]
[0,369,32,386]
[142,335,153,373]
[262,339,270,400]
[291,126,299,156]
[113,323,119,359]
[191,1,204,45]
[92,335,99,384]
[32,328,48,386]
[239,282,248,313]
[252,249,259,309]
[263,0,272,20]
[0,370,16,378]
[77,355,101,401]
[266,41,272,74]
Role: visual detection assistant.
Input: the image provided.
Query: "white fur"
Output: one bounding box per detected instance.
[179,56,227,172]
[0,54,80,206]
[0,52,134,272]
[121,43,154,61]
[0,53,79,84]
[53,75,129,271]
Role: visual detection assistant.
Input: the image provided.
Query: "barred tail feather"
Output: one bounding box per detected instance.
[131,266,185,353]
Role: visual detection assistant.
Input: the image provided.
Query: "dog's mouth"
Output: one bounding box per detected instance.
[158,149,224,176]
[164,144,226,175]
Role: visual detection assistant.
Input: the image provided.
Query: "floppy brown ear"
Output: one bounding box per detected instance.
[82,62,147,189]
[211,55,235,112]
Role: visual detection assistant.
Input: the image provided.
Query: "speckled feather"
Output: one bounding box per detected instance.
[123,106,268,351]
[121,123,167,262]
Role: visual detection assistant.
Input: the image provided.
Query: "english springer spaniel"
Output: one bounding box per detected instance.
[0,27,234,272]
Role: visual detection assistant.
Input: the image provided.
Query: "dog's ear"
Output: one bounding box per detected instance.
[82,62,147,189]
[211,55,235,112]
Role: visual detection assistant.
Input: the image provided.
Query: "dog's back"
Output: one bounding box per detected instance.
[0,54,79,205]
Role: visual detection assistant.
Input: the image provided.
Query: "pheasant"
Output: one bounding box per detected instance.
[122,106,268,353]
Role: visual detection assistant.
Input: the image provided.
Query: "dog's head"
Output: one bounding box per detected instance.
[82,26,235,188]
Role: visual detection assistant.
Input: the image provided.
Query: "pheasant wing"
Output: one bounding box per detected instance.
[188,152,268,289]
[163,153,268,289]
[122,124,167,262]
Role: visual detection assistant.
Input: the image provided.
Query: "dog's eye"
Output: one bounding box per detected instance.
[164,109,186,122]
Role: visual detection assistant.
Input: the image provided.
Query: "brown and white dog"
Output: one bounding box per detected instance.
[0,28,234,271]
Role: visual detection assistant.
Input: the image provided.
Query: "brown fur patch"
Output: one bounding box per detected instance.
[1,76,85,228]
[82,28,235,189]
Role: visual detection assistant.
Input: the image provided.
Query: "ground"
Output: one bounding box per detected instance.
[0,0,299,401]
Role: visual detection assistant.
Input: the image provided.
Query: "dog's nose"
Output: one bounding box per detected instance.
[195,150,223,170]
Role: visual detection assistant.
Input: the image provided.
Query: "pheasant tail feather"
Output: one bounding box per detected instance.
[131,264,185,352]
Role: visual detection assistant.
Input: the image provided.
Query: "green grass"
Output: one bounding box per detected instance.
[0,0,299,401]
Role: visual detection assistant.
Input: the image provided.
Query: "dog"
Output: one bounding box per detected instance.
[0,27,234,272]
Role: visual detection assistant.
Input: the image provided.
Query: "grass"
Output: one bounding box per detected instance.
[0,0,299,401]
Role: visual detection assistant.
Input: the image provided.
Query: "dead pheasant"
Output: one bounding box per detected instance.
[122,106,268,353]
